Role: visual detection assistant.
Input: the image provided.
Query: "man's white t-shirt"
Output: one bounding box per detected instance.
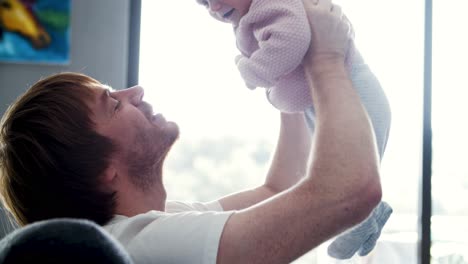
[103,201,234,264]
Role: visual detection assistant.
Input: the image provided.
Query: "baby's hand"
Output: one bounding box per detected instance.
[235,54,257,90]
[245,82,256,90]
[235,54,243,65]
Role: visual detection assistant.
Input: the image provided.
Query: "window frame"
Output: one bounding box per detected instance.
[420,0,432,263]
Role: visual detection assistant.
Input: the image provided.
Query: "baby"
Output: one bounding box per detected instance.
[196,0,393,259]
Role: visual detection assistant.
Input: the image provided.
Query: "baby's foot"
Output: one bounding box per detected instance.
[358,201,393,256]
[327,201,392,259]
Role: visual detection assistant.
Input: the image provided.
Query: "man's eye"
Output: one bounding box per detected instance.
[200,0,209,7]
[114,100,121,111]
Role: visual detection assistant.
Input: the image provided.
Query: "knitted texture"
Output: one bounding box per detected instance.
[235,0,312,112]
[328,201,393,259]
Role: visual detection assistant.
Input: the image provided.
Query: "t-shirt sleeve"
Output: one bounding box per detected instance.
[165,200,224,212]
[124,210,233,264]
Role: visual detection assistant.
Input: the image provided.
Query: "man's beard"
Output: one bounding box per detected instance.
[126,127,178,192]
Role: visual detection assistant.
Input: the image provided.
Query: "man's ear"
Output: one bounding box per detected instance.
[101,164,118,186]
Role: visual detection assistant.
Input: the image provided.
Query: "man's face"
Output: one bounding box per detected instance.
[89,85,179,190]
[197,0,252,26]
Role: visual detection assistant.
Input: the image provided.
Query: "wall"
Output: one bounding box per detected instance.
[0,0,132,238]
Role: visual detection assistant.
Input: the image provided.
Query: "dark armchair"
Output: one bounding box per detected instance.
[0,218,133,264]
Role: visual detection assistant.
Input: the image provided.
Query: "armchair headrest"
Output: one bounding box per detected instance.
[0,218,133,264]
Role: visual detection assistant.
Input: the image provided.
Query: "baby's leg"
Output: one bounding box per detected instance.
[329,51,392,259]
[303,49,393,259]
[348,51,391,158]
[305,51,391,156]
[304,50,391,159]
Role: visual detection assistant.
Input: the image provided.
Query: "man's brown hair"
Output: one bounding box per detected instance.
[0,72,117,226]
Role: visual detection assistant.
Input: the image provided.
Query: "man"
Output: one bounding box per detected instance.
[0,1,382,263]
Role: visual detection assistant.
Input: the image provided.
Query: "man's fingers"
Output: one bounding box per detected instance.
[316,0,333,10]
[303,0,318,11]
[331,4,343,18]
[304,0,337,13]
[343,14,355,38]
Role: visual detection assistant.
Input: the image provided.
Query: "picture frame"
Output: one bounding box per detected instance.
[0,0,71,65]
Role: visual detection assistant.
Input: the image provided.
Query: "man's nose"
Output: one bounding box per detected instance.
[119,86,144,105]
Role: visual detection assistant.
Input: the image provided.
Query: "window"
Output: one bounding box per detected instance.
[139,0,424,262]
[432,0,468,262]
[139,1,279,203]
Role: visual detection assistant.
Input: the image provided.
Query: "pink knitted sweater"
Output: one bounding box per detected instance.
[234,0,312,112]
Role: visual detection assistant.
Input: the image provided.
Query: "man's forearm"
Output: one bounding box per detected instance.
[217,112,312,211]
[304,58,382,206]
[218,60,382,264]
[266,57,382,200]
[264,112,312,192]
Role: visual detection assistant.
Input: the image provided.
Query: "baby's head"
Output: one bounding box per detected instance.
[196,0,252,26]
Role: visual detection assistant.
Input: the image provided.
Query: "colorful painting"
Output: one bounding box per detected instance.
[0,0,70,65]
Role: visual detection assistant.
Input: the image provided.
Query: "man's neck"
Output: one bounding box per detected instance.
[115,181,167,217]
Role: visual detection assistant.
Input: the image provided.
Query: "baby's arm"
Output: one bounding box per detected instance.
[236,0,311,88]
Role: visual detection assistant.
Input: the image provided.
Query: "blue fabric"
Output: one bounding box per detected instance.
[305,60,392,158]
[328,201,393,259]
[0,205,17,240]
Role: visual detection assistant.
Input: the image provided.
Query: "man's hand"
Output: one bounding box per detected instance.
[303,0,353,66]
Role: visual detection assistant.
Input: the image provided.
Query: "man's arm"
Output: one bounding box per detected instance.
[217,112,312,211]
[217,56,381,264]
[217,2,382,263]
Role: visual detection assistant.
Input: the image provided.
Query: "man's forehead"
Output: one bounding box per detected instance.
[85,84,111,106]
[86,85,114,124]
